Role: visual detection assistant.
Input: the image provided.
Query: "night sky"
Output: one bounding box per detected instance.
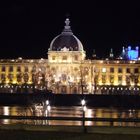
[1,1,140,59]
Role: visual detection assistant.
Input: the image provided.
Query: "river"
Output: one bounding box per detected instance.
[0,105,140,127]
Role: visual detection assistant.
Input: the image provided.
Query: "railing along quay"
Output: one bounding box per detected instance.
[0,115,140,126]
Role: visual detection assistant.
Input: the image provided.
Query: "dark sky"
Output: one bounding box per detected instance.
[1,1,140,59]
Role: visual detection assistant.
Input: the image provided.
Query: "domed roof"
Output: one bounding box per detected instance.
[49,18,84,51]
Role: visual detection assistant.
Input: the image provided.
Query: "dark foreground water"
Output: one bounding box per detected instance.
[0,105,140,127]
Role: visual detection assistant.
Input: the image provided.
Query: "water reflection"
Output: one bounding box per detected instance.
[3,106,9,124]
[0,106,140,126]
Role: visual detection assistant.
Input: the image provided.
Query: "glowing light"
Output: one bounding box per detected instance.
[12,81,17,84]
[127,47,139,60]
[106,83,110,85]
[122,81,126,86]
[99,82,102,85]
[3,106,9,124]
[81,99,86,106]
[134,88,136,91]
[18,57,22,60]
[46,100,49,105]
[28,81,32,84]
[130,83,135,86]
[102,68,106,73]
[114,82,118,86]
[4,106,9,115]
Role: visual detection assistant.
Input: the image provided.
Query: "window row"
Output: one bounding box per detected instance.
[101,67,139,73]
[1,66,29,72]
[52,55,79,61]
[97,75,139,84]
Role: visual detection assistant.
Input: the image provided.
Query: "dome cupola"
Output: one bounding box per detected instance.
[49,18,84,52]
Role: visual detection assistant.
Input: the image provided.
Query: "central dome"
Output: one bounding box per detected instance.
[49,18,84,51]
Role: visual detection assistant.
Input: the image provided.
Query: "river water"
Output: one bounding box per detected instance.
[0,105,140,126]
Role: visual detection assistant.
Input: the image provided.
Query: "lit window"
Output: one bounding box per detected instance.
[110,75,114,84]
[2,66,5,72]
[62,56,67,60]
[17,73,22,82]
[8,74,13,82]
[126,75,130,85]
[118,68,122,73]
[52,56,56,60]
[9,66,13,72]
[110,67,114,73]
[32,66,36,73]
[17,66,21,72]
[102,68,106,73]
[51,67,55,71]
[126,68,130,73]
[94,75,98,84]
[118,76,122,84]
[134,68,139,73]
[74,55,78,60]
[1,74,6,82]
[102,75,106,83]
[24,66,28,72]
[74,67,78,71]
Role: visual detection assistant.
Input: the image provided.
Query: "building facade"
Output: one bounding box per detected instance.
[0,18,140,94]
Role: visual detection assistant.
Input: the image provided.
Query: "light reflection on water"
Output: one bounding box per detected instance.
[0,106,140,126]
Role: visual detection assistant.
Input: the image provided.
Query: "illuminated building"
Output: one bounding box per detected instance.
[0,18,140,94]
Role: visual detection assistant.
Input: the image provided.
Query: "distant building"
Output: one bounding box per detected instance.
[0,18,140,94]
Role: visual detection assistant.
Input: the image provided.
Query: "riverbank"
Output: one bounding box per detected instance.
[0,124,140,140]
[0,93,140,108]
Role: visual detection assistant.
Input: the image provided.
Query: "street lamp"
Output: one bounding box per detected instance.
[81,99,86,106]
[81,99,87,133]
[46,100,49,106]
[44,100,51,125]
[45,100,51,114]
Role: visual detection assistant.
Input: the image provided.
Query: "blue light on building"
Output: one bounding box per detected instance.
[121,46,139,60]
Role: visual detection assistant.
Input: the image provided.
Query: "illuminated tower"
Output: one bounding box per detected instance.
[92,49,97,59]
[109,48,114,59]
